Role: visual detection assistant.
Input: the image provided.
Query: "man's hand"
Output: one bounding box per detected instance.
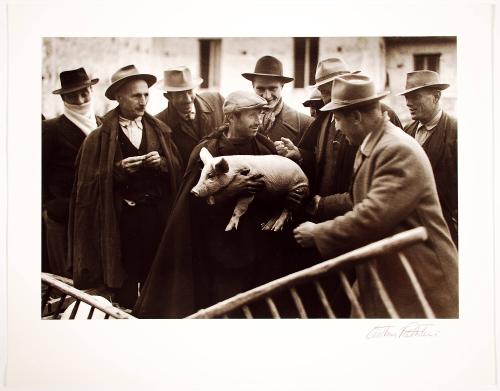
[293,221,317,248]
[119,156,145,173]
[224,173,266,198]
[274,137,301,161]
[143,151,161,168]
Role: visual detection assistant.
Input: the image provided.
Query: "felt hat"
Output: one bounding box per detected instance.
[311,58,355,88]
[302,88,323,107]
[52,67,99,95]
[157,66,203,92]
[223,90,268,114]
[398,70,449,95]
[241,55,294,84]
[321,74,390,112]
[105,64,157,100]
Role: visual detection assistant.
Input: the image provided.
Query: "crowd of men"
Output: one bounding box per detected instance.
[42,54,458,318]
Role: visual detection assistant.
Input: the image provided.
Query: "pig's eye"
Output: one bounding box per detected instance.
[206,172,215,179]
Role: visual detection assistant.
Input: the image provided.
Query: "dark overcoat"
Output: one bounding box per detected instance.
[133,131,285,318]
[42,114,101,223]
[404,111,458,246]
[262,104,313,144]
[156,91,224,168]
[67,108,182,290]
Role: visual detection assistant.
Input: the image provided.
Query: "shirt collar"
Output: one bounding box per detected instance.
[118,115,143,130]
[421,109,442,130]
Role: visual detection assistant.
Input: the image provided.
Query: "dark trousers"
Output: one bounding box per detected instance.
[115,201,164,309]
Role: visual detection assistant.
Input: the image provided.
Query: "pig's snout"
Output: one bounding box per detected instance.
[190,187,200,197]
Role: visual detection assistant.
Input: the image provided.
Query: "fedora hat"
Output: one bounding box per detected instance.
[242,55,294,84]
[52,67,99,95]
[321,74,390,112]
[311,58,356,89]
[302,88,323,107]
[398,70,449,95]
[158,66,203,92]
[105,64,157,100]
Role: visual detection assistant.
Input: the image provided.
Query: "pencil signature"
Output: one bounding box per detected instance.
[366,322,439,339]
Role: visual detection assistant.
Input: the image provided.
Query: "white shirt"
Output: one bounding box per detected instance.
[118,116,143,149]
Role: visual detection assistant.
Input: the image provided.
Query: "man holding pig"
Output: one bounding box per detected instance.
[134,91,297,318]
[68,65,182,309]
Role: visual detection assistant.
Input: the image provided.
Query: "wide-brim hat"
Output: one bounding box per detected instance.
[302,88,323,107]
[52,67,99,95]
[223,90,268,114]
[157,66,203,92]
[311,57,357,89]
[398,70,449,95]
[105,64,157,100]
[321,74,390,112]
[241,55,294,84]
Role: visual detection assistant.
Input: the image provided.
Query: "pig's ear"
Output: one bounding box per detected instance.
[214,158,229,174]
[199,147,213,165]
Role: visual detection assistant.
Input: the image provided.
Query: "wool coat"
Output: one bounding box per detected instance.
[311,119,458,318]
[67,108,182,290]
[262,103,313,144]
[42,114,101,223]
[298,103,402,220]
[155,91,224,168]
[404,111,458,246]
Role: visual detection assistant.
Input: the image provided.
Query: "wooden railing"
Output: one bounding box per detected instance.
[41,273,136,320]
[187,227,432,319]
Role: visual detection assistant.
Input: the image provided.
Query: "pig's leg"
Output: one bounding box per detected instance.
[270,208,290,231]
[225,196,255,231]
[261,215,278,231]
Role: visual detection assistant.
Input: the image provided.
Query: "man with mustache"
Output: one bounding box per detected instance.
[242,55,313,143]
[68,65,182,309]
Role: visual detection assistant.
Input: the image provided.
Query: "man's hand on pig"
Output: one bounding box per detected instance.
[293,221,317,248]
[274,137,301,161]
[143,151,161,168]
[119,156,145,174]
[225,173,266,198]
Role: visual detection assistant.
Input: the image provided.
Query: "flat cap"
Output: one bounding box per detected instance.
[223,90,267,114]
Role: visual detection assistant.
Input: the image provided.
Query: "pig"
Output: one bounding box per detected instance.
[191,147,309,231]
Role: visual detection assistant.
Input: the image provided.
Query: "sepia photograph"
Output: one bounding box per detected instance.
[4,1,497,390]
[41,36,458,320]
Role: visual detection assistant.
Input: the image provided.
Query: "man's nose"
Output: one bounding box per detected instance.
[263,90,273,100]
[77,95,86,105]
[182,93,193,103]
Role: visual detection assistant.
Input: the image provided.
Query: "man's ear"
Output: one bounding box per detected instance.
[199,147,213,165]
[215,158,229,174]
[237,167,250,176]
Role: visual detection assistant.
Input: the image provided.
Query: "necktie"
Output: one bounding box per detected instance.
[415,124,428,145]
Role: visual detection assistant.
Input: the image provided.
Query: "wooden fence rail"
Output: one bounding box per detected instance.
[187,227,429,319]
[41,273,136,320]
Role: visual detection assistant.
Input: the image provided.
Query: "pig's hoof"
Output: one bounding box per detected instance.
[271,221,285,231]
[225,218,239,231]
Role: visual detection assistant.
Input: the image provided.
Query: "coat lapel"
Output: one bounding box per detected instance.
[421,112,448,171]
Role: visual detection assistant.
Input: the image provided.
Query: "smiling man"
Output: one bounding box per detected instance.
[242,55,313,143]
[156,66,224,168]
[399,70,458,247]
[68,65,182,309]
[293,74,458,318]
[134,90,293,318]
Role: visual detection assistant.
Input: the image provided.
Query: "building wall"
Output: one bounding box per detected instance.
[385,38,457,125]
[42,37,456,125]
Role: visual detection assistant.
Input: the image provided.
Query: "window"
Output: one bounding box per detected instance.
[199,39,221,89]
[414,53,441,73]
[294,37,319,88]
